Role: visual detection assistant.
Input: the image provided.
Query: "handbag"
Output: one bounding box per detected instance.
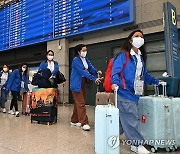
[31,73,39,85]
[56,71,66,84]
[49,77,58,88]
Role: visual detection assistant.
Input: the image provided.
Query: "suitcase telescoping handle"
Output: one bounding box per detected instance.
[154,81,167,97]
[114,86,119,108]
[97,73,104,92]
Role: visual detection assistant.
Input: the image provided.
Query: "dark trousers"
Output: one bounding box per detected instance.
[71,78,89,126]
[0,88,9,108]
[10,91,19,111]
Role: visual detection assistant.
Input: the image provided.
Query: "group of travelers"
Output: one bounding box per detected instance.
[0,50,58,117]
[0,30,159,154]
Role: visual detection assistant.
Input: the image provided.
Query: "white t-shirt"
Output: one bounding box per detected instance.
[47,61,55,73]
[130,49,143,78]
[0,72,8,86]
[80,57,88,70]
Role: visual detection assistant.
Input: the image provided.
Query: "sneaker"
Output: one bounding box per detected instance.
[8,110,15,115]
[2,108,6,113]
[82,124,90,131]
[131,145,138,153]
[15,111,20,117]
[70,122,81,127]
[131,145,150,154]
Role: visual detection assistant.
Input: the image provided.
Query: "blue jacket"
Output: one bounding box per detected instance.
[0,72,11,88]
[39,61,59,76]
[5,69,29,92]
[70,56,98,92]
[112,52,159,103]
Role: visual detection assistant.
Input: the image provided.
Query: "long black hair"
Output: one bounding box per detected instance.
[19,63,28,75]
[74,44,86,56]
[121,29,147,62]
[3,64,9,73]
[46,50,54,56]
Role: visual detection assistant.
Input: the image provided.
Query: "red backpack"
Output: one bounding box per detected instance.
[104,52,130,92]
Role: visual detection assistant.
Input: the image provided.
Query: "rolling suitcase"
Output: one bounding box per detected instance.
[96,92,114,106]
[138,82,175,153]
[30,88,58,125]
[22,92,32,115]
[95,87,120,154]
[95,75,114,106]
[171,97,180,149]
[159,77,180,97]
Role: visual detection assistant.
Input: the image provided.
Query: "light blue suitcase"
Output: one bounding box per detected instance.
[171,98,180,149]
[95,88,120,154]
[138,83,175,153]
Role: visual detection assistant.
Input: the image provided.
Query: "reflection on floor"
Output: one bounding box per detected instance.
[0,102,179,154]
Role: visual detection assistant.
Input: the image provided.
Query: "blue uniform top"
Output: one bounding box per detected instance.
[112,52,159,103]
[39,61,59,76]
[5,69,29,92]
[70,56,98,92]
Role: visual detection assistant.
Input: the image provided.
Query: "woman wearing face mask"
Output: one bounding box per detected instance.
[70,44,102,131]
[0,64,11,113]
[111,30,159,154]
[6,64,29,117]
[39,50,59,87]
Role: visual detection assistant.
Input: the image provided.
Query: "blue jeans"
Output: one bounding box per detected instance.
[0,88,9,108]
[117,95,144,146]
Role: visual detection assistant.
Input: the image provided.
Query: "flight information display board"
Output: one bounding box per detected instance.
[0,0,134,51]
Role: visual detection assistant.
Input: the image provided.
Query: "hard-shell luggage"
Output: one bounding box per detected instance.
[138,82,175,152]
[95,87,120,154]
[22,92,32,115]
[159,77,180,97]
[30,88,58,125]
[96,92,114,106]
[96,75,114,106]
[171,98,180,149]
[178,85,180,96]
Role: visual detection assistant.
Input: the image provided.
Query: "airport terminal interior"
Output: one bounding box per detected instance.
[0,0,180,154]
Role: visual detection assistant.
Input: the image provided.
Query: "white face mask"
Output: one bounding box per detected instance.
[22,67,26,72]
[80,51,87,58]
[3,68,8,72]
[47,55,54,61]
[132,37,144,48]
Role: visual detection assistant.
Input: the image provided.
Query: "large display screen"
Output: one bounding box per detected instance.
[0,0,134,51]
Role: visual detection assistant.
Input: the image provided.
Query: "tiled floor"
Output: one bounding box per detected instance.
[0,102,179,154]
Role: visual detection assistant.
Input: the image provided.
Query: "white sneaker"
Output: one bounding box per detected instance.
[15,111,20,117]
[8,110,15,115]
[131,145,138,153]
[2,108,6,113]
[70,122,81,127]
[131,145,150,154]
[82,124,90,131]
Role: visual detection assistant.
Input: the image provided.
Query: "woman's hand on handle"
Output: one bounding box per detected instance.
[95,78,102,85]
[97,70,102,75]
[111,84,118,91]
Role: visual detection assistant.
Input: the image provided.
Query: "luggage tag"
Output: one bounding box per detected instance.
[134,76,144,95]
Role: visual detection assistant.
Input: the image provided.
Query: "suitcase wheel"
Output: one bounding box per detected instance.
[173,145,178,150]
[47,122,52,125]
[165,147,170,152]
[151,147,156,153]
[171,146,175,152]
